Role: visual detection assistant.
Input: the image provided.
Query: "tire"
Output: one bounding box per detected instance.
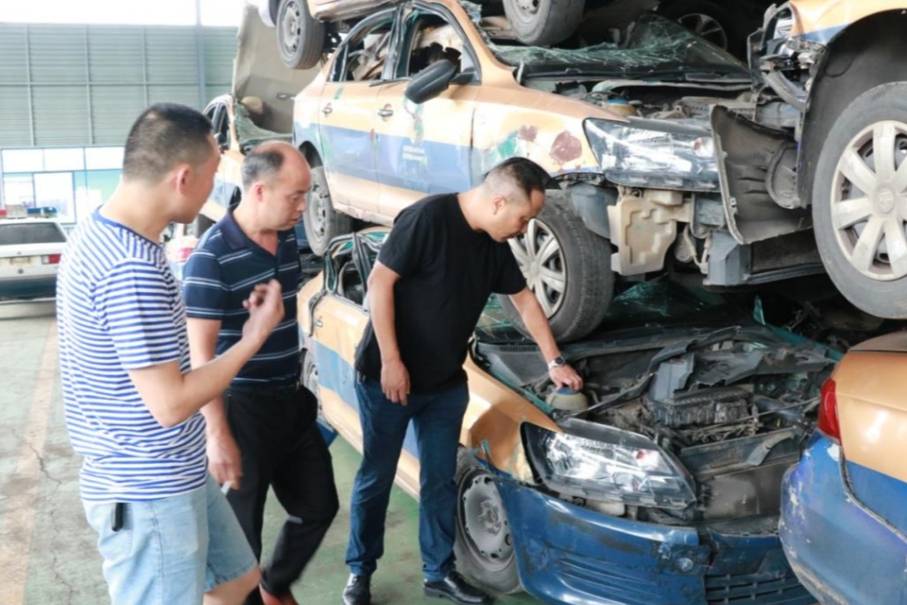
[502,201,614,342]
[811,82,907,318]
[502,0,585,46]
[277,0,325,70]
[303,164,353,256]
[453,450,521,595]
[659,0,747,58]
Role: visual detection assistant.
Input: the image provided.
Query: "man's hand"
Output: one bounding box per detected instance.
[381,358,411,405]
[207,426,242,490]
[242,279,284,343]
[549,363,583,391]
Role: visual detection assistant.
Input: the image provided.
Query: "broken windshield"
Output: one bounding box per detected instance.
[488,13,749,82]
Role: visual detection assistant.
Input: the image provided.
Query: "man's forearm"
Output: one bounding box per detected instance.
[371,282,402,362]
[513,292,560,362]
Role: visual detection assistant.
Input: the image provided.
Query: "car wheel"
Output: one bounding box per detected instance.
[659,0,745,57]
[503,202,613,342]
[303,165,353,256]
[454,450,521,595]
[277,0,325,70]
[502,0,585,46]
[812,82,907,318]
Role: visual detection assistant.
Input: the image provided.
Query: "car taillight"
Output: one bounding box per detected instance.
[42,254,61,264]
[177,247,194,262]
[817,378,841,442]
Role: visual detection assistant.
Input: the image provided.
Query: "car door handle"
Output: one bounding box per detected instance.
[322,104,333,116]
[314,318,324,328]
[377,106,394,118]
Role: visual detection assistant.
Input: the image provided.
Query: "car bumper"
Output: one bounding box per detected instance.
[496,480,813,605]
[779,433,907,605]
[0,275,57,300]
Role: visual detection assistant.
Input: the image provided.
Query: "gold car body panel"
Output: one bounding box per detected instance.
[789,0,907,37]
[831,349,907,484]
[308,0,399,22]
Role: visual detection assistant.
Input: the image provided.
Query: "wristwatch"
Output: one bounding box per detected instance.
[547,355,566,370]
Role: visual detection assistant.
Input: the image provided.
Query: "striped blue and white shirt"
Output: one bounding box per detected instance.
[57,209,206,502]
[182,210,300,387]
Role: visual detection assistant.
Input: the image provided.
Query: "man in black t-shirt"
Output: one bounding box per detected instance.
[342,158,583,605]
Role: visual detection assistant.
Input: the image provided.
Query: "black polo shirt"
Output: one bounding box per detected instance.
[182,211,300,387]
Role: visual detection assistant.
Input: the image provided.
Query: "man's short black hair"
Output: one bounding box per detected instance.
[241,145,286,191]
[122,103,214,183]
[485,157,552,199]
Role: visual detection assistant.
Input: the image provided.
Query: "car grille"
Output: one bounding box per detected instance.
[555,554,669,605]
[705,569,812,604]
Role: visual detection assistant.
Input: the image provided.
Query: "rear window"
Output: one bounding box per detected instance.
[0,223,66,245]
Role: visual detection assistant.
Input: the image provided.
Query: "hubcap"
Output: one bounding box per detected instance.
[677,13,728,49]
[508,218,566,318]
[308,180,329,241]
[831,120,907,281]
[460,472,513,570]
[513,0,539,15]
[281,0,301,54]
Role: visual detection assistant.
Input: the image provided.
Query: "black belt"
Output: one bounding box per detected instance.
[229,382,300,396]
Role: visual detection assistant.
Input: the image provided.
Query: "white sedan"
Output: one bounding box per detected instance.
[0,217,66,300]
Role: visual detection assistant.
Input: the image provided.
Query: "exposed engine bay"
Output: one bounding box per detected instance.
[474,293,836,526]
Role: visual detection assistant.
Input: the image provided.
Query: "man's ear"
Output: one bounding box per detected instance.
[173,164,191,194]
[492,195,506,215]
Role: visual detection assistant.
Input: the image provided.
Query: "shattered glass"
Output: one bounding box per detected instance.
[488,14,749,82]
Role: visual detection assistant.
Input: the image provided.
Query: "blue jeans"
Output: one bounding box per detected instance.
[82,474,257,604]
[346,377,469,582]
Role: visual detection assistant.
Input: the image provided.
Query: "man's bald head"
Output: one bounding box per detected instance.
[239,141,311,231]
[241,141,308,192]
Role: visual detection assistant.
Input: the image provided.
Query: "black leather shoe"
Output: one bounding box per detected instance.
[342,574,371,605]
[424,572,492,605]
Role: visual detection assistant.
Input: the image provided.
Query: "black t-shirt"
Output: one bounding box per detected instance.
[355,194,526,393]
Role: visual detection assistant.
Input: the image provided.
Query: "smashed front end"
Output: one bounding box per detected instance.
[471,284,834,604]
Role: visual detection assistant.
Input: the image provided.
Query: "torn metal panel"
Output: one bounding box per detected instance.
[711,105,811,244]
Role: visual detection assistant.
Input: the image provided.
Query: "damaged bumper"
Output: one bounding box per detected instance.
[497,478,814,605]
[780,434,907,605]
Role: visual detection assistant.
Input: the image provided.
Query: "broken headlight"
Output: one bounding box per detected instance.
[523,420,696,510]
[584,117,719,191]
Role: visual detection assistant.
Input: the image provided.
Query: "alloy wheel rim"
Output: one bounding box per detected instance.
[831,120,907,281]
[678,13,728,49]
[508,218,566,318]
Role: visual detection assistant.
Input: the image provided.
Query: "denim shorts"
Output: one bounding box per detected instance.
[83,474,257,605]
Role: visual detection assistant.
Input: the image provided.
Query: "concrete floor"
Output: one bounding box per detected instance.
[0,312,538,605]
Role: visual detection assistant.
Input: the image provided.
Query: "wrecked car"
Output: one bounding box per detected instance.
[715,0,907,319]
[780,333,907,605]
[256,0,772,68]
[292,0,824,342]
[299,226,835,604]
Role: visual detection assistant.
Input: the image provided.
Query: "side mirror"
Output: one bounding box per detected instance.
[404,59,458,105]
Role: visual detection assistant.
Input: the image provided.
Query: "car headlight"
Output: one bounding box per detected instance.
[584,117,719,192]
[524,420,696,509]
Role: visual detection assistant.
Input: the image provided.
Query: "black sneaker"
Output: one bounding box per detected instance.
[342,573,371,605]
[424,572,492,605]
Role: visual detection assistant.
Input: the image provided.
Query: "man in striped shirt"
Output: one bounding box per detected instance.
[183,142,338,605]
[57,104,284,605]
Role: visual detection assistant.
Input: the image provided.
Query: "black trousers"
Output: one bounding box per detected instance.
[225,385,339,600]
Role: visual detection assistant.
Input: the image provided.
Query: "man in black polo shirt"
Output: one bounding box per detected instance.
[184,142,338,605]
[342,158,583,605]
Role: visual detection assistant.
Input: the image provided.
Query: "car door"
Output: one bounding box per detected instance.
[373,2,479,220]
[316,10,397,221]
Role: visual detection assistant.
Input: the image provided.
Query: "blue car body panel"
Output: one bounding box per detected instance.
[499,480,812,605]
[780,433,907,605]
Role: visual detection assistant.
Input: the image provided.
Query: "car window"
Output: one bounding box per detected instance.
[0,223,66,245]
[325,239,366,306]
[397,9,475,78]
[332,13,395,83]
